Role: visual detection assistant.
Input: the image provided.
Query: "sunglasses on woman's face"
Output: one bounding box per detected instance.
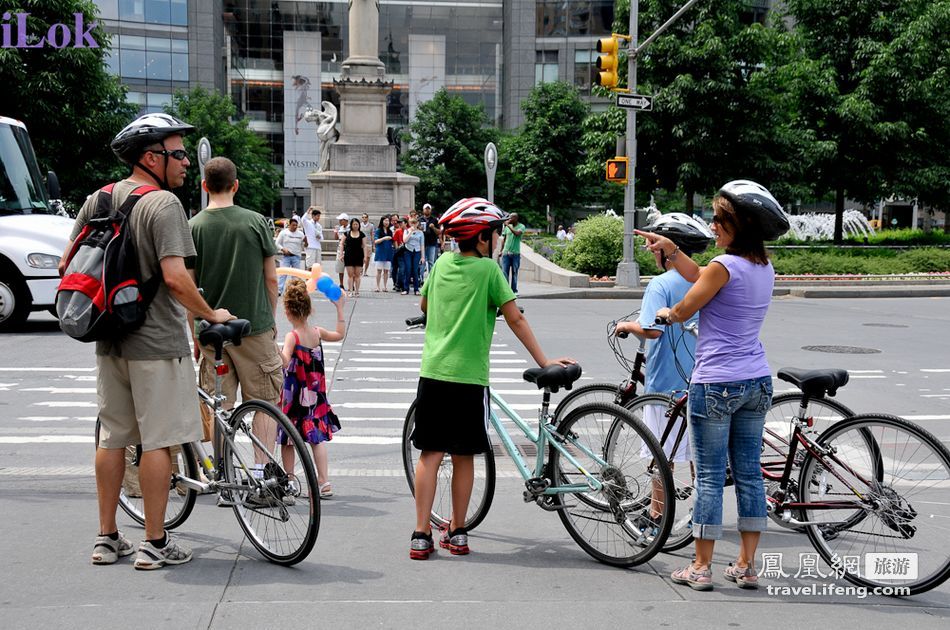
[711,215,725,225]
[148,148,188,161]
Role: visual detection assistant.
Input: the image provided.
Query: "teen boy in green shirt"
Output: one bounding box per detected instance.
[409,198,574,559]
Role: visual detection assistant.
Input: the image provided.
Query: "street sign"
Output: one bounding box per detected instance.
[616,94,653,111]
[605,157,629,184]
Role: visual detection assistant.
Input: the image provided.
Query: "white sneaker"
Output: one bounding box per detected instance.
[133,534,193,570]
[91,531,134,565]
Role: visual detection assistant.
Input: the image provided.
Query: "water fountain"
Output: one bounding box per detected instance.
[784,209,876,241]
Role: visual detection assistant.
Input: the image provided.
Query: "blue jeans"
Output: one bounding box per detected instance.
[278,254,302,293]
[401,249,420,292]
[500,253,521,292]
[424,244,439,277]
[688,376,773,540]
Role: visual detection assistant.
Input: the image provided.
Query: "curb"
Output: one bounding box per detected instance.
[518,286,950,300]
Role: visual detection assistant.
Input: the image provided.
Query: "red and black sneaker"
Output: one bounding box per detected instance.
[409,531,435,560]
[439,525,470,555]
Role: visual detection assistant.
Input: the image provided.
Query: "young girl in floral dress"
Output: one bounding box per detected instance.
[279,279,346,498]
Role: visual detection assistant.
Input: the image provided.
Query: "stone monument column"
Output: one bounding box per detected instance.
[308,0,418,224]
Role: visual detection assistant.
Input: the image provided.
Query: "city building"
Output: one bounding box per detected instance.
[94,1,774,215]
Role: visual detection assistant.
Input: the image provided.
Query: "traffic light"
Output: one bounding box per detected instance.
[595,36,620,88]
[605,157,629,184]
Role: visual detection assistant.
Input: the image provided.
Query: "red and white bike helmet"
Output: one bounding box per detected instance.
[439,197,508,241]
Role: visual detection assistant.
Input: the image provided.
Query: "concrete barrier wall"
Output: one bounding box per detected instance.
[518,243,590,288]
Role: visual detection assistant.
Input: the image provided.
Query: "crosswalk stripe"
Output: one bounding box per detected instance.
[338,367,529,373]
[0,367,96,372]
[0,466,525,478]
[32,401,97,408]
[345,358,527,364]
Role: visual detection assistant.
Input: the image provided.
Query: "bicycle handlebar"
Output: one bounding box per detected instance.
[406,314,427,328]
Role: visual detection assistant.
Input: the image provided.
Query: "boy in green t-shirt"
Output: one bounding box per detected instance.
[409,198,574,560]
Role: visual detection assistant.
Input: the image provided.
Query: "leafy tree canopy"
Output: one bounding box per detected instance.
[165,87,281,215]
[400,89,496,213]
[0,0,137,205]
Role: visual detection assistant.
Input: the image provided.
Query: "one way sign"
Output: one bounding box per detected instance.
[616,94,653,111]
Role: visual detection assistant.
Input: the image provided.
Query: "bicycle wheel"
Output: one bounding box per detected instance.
[763,394,855,531]
[95,419,198,530]
[553,382,627,423]
[619,394,695,553]
[401,400,496,531]
[551,402,675,567]
[799,414,950,595]
[222,400,320,566]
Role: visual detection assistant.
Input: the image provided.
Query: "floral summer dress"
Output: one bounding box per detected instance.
[279,330,341,444]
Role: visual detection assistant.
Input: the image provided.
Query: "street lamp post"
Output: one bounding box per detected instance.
[197,137,212,211]
[484,142,498,203]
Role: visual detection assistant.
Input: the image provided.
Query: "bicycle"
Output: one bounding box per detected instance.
[94,319,321,566]
[754,368,950,595]
[400,315,677,568]
[558,312,856,550]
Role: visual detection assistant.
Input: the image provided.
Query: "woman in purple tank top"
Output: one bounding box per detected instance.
[637,180,789,592]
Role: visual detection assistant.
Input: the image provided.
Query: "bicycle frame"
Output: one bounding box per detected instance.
[488,389,605,495]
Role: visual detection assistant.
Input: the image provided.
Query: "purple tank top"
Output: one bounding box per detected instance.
[691,254,775,384]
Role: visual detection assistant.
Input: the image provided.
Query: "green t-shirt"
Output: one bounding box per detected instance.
[501,223,526,254]
[419,253,517,386]
[187,205,279,335]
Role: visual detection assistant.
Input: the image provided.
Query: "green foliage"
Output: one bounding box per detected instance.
[768,247,950,274]
[776,228,950,247]
[560,214,624,275]
[401,89,496,212]
[165,87,280,215]
[0,0,137,205]
[499,82,589,226]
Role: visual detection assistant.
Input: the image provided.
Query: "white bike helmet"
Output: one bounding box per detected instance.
[718,180,789,240]
[111,113,195,189]
[639,212,714,255]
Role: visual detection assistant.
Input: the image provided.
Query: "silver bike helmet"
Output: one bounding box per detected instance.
[111,113,195,189]
[718,180,789,240]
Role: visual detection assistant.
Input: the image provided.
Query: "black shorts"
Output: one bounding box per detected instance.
[410,377,491,455]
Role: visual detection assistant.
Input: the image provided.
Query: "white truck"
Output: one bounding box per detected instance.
[0,116,73,331]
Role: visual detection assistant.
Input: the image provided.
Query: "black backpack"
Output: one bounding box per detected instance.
[56,183,161,342]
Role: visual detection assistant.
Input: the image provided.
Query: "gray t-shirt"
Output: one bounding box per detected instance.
[71,179,196,359]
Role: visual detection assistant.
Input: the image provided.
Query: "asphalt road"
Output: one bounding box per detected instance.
[1,293,948,628]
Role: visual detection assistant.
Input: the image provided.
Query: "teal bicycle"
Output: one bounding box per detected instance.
[401,316,676,567]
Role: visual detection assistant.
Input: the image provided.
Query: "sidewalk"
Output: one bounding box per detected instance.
[515,277,950,300]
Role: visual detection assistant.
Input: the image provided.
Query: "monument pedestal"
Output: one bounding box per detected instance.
[308,1,417,216]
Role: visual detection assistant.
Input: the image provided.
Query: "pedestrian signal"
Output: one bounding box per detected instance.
[595,36,620,89]
[605,157,629,184]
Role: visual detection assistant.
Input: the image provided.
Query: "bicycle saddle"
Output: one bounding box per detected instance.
[777,367,849,398]
[522,363,583,393]
[197,319,251,349]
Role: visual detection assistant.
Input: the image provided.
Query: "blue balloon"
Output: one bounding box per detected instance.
[316,275,333,291]
[326,285,342,302]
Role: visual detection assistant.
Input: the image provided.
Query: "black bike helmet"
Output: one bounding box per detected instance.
[718,180,789,240]
[111,113,195,188]
[639,212,714,256]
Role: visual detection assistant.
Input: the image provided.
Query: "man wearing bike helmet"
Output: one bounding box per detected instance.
[638,180,788,591]
[64,113,234,570]
[408,197,574,560]
[615,213,713,537]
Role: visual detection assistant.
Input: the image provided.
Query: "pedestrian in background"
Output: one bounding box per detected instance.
[401,217,424,295]
[640,180,789,592]
[343,217,366,296]
[302,206,323,269]
[420,203,440,279]
[392,216,407,292]
[556,224,567,240]
[276,218,305,294]
[335,213,349,286]
[374,215,395,292]
[361,213,374,277]
[499,212,525,295]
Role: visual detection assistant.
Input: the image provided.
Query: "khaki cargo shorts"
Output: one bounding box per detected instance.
[198,328,282,407]
[96,355,203,452]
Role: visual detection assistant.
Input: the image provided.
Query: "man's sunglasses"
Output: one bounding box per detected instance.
[147,148,188,161]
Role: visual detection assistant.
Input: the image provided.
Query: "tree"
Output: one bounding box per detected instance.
[500,82,589,226]
[580,0,804,213]
[165,87,281,215]
[400,89,496,212]
[0,0,137,205]
[781,0,950,241]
